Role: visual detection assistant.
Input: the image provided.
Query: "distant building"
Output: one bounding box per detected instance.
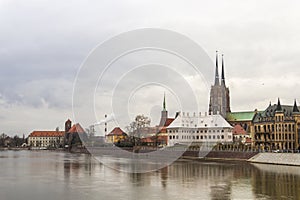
[3,137,13,147]
[167,112,233,146]
[226,111,258,146]
[28,130,64,148]
[106,127,127,144]
[156,93,176,145]
[64,121,87,148]
[232,124,251,144]
[140,135,168,147]
[253,99,300,150]
[209,51,231,117]
[158,93,176,128]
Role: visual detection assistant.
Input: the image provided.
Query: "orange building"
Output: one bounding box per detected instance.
[106,127,127,144]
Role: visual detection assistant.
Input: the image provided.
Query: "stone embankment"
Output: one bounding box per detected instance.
[206,151,258,160]
[182,150,300,166]
[182,150,258,160]
[248,153,300,166]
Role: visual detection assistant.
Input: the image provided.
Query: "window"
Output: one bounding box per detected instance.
[196,136,199,140]
[221,135,224,139]
[169,136,172,140]
[200,136,203,139]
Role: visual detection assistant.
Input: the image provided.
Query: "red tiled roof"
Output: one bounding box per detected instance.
[141,137,153,143]
[158,118,175,133]
[164,118,175,127]
[141,135,168,143]
[107,127,127,136]
[68,123,86,134]
[159,127,167,133]
[245,138,252,143]
[29,131,65,137]
[232,124,247,135]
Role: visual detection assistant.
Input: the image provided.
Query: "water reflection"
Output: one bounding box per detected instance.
[251,164,300,199]
[0,151,300,200]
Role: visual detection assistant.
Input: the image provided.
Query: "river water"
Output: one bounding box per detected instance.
[0,150,299,200]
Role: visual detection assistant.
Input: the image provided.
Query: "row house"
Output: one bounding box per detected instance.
[253,99,300,150]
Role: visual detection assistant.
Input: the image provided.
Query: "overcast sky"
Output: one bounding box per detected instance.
[1,0,300,136]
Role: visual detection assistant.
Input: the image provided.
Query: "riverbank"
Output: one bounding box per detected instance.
[248,153,300,166]
[182,150,300,166]
[3,147,300,167]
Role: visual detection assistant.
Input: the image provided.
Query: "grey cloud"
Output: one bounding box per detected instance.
[1,0,300,135]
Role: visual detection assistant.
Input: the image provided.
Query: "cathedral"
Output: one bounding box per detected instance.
[209,51,231,117]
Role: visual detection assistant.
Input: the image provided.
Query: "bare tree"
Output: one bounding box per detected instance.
[0,133,8,147]
[126,115,151,146]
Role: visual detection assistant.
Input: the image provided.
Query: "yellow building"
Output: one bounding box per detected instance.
[106,127,127,144]
[253,99,300,151]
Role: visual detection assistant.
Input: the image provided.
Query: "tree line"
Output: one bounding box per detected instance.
[0,133,26,147]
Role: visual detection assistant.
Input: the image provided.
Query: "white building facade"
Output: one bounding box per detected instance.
[28,131,65,148]
[167,112,233,146]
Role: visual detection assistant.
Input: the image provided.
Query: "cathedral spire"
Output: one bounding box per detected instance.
[214,51,220,86]
[163,92,166,111]
[293,99,299,113]
[221,54,225,86]
[159,93,168,127]
[276,98,282,112]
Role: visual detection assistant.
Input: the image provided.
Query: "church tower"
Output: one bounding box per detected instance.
[64,119,72,145]
[159,93,168,127]
[209,51,231,117]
